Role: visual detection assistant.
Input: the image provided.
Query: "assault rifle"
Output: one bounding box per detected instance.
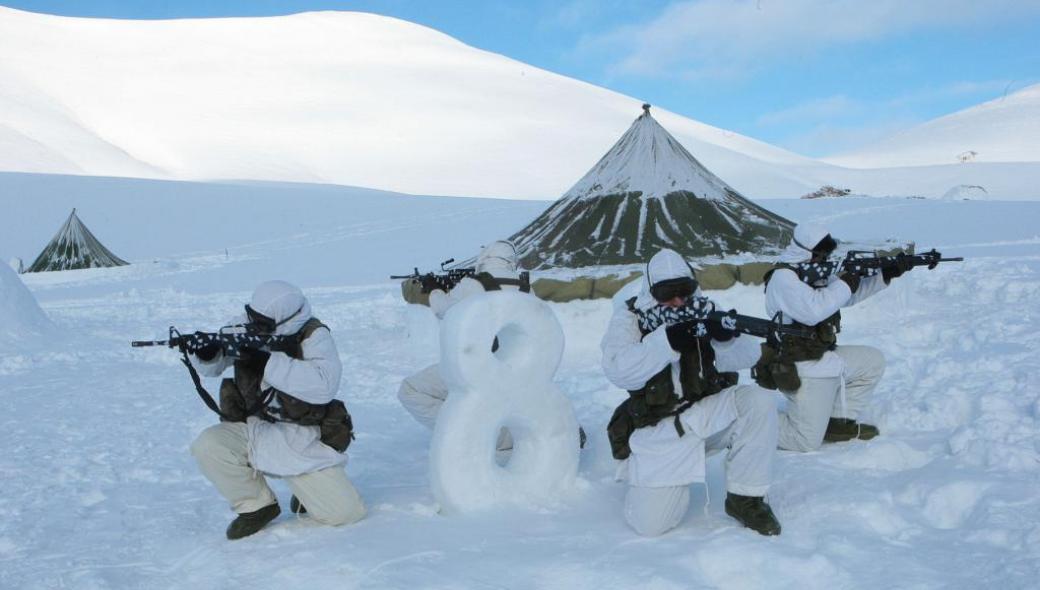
[709,311,815,343]
[842,248,963,276]
[795,248,963,285]
[390,258,477,294]
[131,326,294,359]
[638,297,814,343]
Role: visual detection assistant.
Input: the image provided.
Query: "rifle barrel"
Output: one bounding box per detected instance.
[131,340,168,347]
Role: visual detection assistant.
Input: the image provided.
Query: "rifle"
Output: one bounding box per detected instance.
[390,258,477,294]
[708,311,815,342]
[637,297,813,343]
[842,248,963,277]
[131,326,295,359]
[132,325,299,420]
[792,248,962,285]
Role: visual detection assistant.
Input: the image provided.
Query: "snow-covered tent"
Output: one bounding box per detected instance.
[25,209,128,273]
[509,105,794,270]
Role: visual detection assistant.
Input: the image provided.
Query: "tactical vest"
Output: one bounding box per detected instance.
[606,297,738,460]
[751,264,843,393]
[219,317,354,452]
[762,264,842,361]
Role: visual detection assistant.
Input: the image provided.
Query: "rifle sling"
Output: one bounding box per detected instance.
[179,349,274,421]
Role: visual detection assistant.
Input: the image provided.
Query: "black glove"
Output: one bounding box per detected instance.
[708,310,739,342]
[193,332,221,361]
[840,273,861,293]
[237,346,271,370]
[266,337,294,354]
[666,320,707,352]
[882,253,913,283]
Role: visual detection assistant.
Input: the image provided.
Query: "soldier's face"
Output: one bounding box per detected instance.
[661,296,686,308]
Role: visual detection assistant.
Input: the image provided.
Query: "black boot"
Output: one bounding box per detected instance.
[725,493,781,536]
[290,495,307,515]
[578,426,588,450]
[226,503,280,540]
[823,418,879,443]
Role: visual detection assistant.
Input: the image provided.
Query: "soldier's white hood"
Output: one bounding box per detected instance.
[633,248,701,311]
[249,280,312,335]
[778,223,831,264]
[476,240,519,278]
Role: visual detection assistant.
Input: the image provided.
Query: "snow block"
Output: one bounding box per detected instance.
[431,290,579,513]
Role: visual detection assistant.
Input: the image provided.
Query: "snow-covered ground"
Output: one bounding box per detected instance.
[2,176,1039,589]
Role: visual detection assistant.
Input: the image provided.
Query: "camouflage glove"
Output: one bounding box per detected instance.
[882,253,913,283]
[193,333,221,361]
[666,320,708,352]
[840,273,861,293]
[707,309,739,342]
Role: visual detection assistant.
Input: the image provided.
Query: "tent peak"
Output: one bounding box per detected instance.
[642,103,651,116]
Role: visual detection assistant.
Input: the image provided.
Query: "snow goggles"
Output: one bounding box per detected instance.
[244,304,277,333]
[650,276,697,303]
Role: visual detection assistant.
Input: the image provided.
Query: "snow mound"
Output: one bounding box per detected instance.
[431,290,579,513]
[941,184,990,200]
[0,257,53,349]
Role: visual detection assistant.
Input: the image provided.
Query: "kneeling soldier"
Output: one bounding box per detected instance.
[602,249,781,537]
[190,280,366,539]
[760,223,895,451]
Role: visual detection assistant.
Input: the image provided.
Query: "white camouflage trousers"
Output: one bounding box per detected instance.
[778,345,886,452]
[624,385,778,537]
[397,363,513,449]
[191,422,366,526]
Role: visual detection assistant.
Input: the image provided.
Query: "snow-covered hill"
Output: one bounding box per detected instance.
[1,7,1039,199]
[826,83,1040,168]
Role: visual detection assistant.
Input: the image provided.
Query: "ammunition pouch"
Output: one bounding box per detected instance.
[751,343,802,393]
[605,365,737,461]
[318,399,355,453]
[219,378,249,423]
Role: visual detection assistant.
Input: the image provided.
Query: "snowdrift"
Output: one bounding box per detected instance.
[0,257,53,350]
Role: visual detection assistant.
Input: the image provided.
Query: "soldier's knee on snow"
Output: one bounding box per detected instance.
[627,514,677,537]
[311,500,367,527]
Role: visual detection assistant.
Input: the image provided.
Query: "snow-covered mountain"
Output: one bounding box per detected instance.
[826,83,1040,168]
[1,7,1039,199]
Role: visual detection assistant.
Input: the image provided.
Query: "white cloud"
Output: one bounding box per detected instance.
[583,0,1040,79]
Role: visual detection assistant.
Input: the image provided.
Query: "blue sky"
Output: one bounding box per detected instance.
[5,0,1039,157]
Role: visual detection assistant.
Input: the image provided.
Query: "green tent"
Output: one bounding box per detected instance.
[26,209,128,273]
[509,105,794,270]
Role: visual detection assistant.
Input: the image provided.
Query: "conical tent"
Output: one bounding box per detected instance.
[26,209,128,273]
[509,105,794,270]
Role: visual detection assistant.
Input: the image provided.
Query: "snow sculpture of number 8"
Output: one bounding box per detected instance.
[430,289,579,513]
